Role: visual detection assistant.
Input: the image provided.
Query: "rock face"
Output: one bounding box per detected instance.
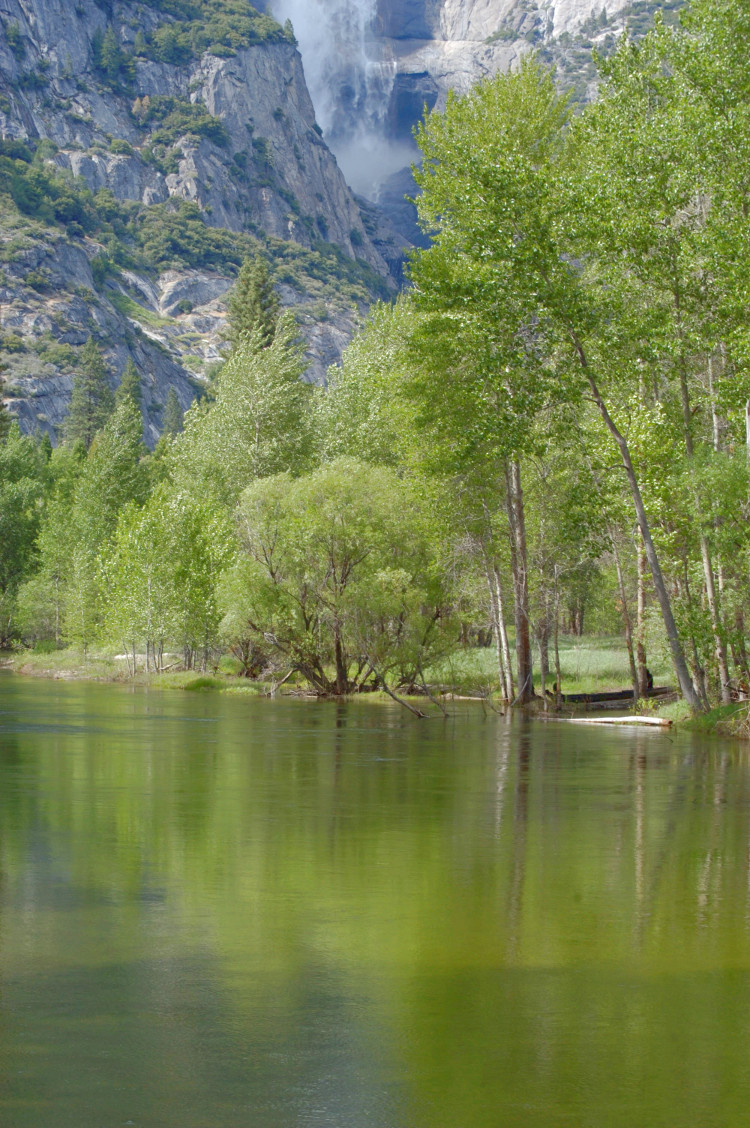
[266,0,666,202]
[0,0,389,264]
[375,0,633,106]
[0,0,406,441]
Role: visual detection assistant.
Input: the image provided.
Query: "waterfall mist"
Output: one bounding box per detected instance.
[269,0,416,198]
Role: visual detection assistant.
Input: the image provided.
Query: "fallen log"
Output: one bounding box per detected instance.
[548,687,672,705]
[567,715,672,727]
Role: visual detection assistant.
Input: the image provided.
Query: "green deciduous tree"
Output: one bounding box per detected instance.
[102,485,234,672]
[173,312,311,503]
[72,396,149,552]
[224,458,450,697]
[409,54,701,707]
[0,423,45,644]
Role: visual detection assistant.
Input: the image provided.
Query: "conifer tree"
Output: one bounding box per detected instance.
[226,255,280,351]
[65,337,114,449]
[162,387,184,438]
[0,374,10,446]
[100,26,121,80]
[116,359,142,411]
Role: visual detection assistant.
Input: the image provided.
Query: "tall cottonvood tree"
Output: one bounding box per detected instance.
[101,485,234,673]
[409,56,701,708]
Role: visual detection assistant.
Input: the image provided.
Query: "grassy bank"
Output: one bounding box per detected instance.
[1,650,270,695]
[3,635,672,699]
[4,640,748,738]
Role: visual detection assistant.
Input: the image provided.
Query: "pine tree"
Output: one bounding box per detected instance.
[0,373,11,446]
[116,359,142,411]
[100,26,122,82]
[39,431,53,462]
[225,255,280,351]
[162,387,184,438]
[91,27,104,70]
[65,337,114,449]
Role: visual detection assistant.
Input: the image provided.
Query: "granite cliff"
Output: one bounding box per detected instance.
[0,0,404,442]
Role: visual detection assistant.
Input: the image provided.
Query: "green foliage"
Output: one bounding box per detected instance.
[0,154,100,235]
[172,312,311,502]
[161,387,183,437]
[0,422,45,643]
[101,483,234,665]
[5,20,25,61]
[225,254,280,350]
[135,200,242,270]
[132,96,229,147]
[17,442,87,646]
[72,397,149,551]
[91,24,135,90]
[116,360,142,412]
[225,458,450,694]
[65,338,114,449]
[316,300,409,467]
[140,0,292,64]
[0,376,10,445]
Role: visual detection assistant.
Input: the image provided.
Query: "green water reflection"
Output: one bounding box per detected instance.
[1,675,750,1127]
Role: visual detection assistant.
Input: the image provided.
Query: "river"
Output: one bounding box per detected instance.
[1,674,749,1127]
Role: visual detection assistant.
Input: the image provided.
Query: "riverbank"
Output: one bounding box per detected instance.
[4,644,748,737]
[1,637,667,698]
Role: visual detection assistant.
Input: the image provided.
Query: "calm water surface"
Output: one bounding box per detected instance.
[1,674,750,1127]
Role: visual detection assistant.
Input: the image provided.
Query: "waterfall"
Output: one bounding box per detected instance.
[270,0,413,198]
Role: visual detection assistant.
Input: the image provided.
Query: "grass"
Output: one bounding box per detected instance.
[8,635,672,698]
[424,635,673,696]
[679,702,750,737]
[108,289,172,328]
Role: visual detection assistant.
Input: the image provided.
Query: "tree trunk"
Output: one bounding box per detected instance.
[636,542,649,697]
[485,561,510,702]
[553,567,562,707]
[676,365,731,703]
[506,460,534,704]
[495,570,515,702]
[334,625,348,695]
[732,609,750,692]
[537,614,549,702]
[582,367,700,709]
[612,534,639,704]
